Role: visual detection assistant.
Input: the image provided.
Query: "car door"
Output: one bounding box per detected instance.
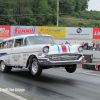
[11,38,25,67]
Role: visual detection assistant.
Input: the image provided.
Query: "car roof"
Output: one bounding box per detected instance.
[3,34,52,41]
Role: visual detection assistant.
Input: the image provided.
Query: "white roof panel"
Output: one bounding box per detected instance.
[3,34,52,41]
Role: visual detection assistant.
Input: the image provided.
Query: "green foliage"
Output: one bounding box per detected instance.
[0,0,57,25]
[59,0,89,14]
[59,15,100,28]
[1,0,100,28]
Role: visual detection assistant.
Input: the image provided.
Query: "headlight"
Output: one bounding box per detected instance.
[43,46,49,54]
[78,46,83,52]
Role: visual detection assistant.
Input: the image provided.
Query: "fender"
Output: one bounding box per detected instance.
[26,55,37,68]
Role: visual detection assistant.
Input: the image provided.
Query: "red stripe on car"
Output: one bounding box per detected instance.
[38,34,43,36]
[61,45,67,52]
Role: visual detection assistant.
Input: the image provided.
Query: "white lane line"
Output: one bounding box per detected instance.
[0,88,27,100]
[83,72,100,77]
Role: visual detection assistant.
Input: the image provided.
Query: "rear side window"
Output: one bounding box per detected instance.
[7,40,14,48]
[2,41,7,49]
[14,38,23,47]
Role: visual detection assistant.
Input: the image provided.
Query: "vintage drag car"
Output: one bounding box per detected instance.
[0,34,84,77]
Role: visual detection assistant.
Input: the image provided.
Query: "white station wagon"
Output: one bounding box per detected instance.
[0,34,84,77]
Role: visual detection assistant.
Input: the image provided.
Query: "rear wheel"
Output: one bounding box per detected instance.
[65,64,77,73]
[30,58,42,77]
[1,61,12,73]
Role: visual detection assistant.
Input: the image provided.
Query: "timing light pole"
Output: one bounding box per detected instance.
[57,0,59,27]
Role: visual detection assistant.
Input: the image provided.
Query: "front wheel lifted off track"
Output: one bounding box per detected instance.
[65,64,77,73]
[1,61,12,73]
[30,58,42,77]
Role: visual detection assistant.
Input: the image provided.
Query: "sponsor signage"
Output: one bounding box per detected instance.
[38,27,65,38]
[66,27,93,39]
[11,26,38,36]
[93,28,100,39]
[0,25,11,37]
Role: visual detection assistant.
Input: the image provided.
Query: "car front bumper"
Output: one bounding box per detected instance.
[38,56,84,66]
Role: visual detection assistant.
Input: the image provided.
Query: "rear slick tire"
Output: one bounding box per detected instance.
[1,61,12,73]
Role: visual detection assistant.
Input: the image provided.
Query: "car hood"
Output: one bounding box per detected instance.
[16,44,81,55]
[48,44,81,54]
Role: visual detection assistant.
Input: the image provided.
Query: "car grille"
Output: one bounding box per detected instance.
[45,54,82,61]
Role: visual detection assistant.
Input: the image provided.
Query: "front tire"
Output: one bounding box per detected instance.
[30,58,42,77]
[65,64,77,73]
[0,61,12,73]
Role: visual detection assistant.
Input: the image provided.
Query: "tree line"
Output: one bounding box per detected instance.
[1,0,100,27]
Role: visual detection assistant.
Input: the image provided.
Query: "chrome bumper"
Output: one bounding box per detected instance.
[38,56,84,66]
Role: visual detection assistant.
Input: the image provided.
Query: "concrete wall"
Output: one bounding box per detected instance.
[83,50,100,59]
[55,39,92,45]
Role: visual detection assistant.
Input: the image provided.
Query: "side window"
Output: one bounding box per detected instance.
[0,42,2,49]
[2,41,7,49]
[14,38,23,47]
[7,40,14,48]
[24,38,30,46]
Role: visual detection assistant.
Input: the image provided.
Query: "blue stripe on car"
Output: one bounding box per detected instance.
[0,53,7,56]
[57,45,60,53]
[68,46,70,52]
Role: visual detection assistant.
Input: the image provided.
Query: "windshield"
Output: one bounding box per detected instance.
[24,36,56,45]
